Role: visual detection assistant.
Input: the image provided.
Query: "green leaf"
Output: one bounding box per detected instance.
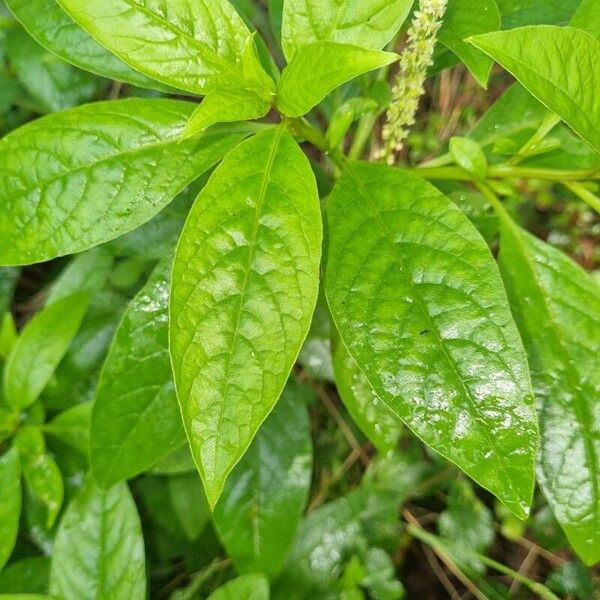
[497,0,581,28]
[281,0,413,61]
[14,426,63,529]
[49,479,145,600]
[208,575,269,600]
[6,28,104,114]
[277,42,397,117]
[167,473,209,541]
[571,0,600,40]
[56,0,273,97]
[333,341,401,454]
[449,136,488,179]
[546,560,595,600]
[0,99,244,266]
[438,479,495,573]
[495,211,600,565]
[3,293,89,410]
[170,127,322,508]
[44,402,92,456]
[438,0,500,88]
[469,26,600,152]
[213,382,313,578]
[325,162,538,519]
[0,556,50,595]
[4,0,168,90]
[183,89,272,139]
[0,268,19,315]
[46,248,114,306]
[0,448,21,571]
[92,257,185,488]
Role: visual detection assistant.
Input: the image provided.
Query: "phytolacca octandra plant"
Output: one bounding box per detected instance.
[0,2,599,598]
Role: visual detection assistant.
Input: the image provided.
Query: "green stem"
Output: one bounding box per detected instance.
[284,117,328,152]
[563,181,600,214]
[406,525,561,600]
[509,112,561,166]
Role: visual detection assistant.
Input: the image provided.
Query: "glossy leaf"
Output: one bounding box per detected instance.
[497,0,581,28]
[0,99,245,266]
[14,426,63,528]
[276,42,397,117]
[170,128,322,507]
[6,28,104,114]
[213,382,313,578]
[5,0,167,90]
[438,0,500,88]
[325,162,538,519]
[469,26,600,152]
[44,402,92,456]
[496,211,600,565]
[281,0,413,61]
[92,257,185,487]
[333,341,400,454]
[183,89,272,139]
[0,448,21,571]
[56,0,273,96]
[208,574,269,600]
[3,293,89,410]
[49,480,145,600]
[449,136,488,179]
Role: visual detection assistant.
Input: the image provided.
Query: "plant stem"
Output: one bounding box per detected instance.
[509,112,561,166]
[563,181,600,214]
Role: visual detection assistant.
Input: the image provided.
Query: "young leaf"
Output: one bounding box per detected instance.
[3,293,89,410]
[170,128,322,508]
[14,426,63,528]
[56,0,273,96]
[495,211,600,565]
[183,89,272,139]
[6,28,104,114]
[469,26,600,152]
[438,0,500,88]
[0,448,21,571]
[207,574,269,600]
[213,382,313,578]
[333,341,401,454]
[49,480,145,600]
[277,42,397,117]
[325,163,538,519]
[91,257,186,488]
[44,402,92,456]
[281,0,413,61]
[5,0,168,91]
[0,99,244,265]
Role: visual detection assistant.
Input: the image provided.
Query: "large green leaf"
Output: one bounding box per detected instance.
[333,341,400,454]
[170,127,322,508]
[49,480,145,600]
[276,42,397,117]
[91,257,185,488]
[0,556,50,595]
[0,448,21,571]
[213,382,313,578]
[469,26,600,152]
[325,162,538,519]
[6,28,104,114]
[5,0,167,90]
[208,575,269,600]
[0,99,244,265]
[495,209,600,565]
[56,0,273,97]
[438,0,500,88]
[281,0,413,61]
[3,293,89,410]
